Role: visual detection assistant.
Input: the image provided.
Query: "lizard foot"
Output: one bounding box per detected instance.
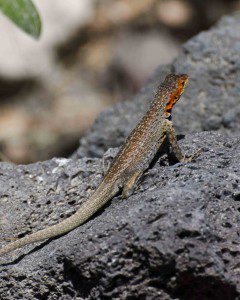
[182,148,203,163]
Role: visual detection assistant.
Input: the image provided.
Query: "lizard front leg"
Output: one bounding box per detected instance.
[161,119,201,162]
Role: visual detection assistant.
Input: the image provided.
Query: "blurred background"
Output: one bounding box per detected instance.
[0,0,239,164]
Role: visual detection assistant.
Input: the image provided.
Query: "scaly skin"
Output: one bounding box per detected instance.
[0,73,198,258]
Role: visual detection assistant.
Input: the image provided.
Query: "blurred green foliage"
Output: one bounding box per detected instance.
[0,0,41,39]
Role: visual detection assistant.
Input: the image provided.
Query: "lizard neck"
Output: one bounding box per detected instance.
[148,97,168,122]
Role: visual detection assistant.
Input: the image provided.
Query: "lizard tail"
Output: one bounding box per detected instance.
[0,183,118,257]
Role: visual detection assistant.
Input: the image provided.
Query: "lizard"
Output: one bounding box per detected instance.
[0,73,200,258]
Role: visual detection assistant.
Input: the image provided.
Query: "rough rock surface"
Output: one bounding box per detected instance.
[0,132,239,299]
[0,13,240,300]
[75,13,240,159]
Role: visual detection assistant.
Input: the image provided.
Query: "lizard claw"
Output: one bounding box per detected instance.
[182,148,203,163]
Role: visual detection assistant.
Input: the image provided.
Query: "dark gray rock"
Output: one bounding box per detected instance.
[75,13,240,159]
[0,131,240,299]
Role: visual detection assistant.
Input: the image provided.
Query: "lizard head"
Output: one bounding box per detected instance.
[163,74,189,118]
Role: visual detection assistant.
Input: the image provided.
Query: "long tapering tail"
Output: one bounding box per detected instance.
[0,182,118,257]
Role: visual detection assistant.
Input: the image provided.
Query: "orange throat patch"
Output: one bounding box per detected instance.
[165,79,188,112]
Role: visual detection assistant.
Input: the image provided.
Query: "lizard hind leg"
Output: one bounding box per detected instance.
[0,236,18,242]
[122,170,143,199]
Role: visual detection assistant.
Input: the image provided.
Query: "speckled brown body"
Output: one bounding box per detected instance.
[0,74,195,258]
[102,74,189,195]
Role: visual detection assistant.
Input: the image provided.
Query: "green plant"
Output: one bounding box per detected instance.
[0,0,41,39]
